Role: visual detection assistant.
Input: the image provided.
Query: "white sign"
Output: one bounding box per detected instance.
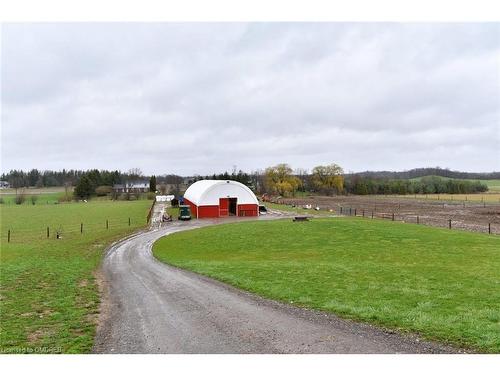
[156,195,175,202]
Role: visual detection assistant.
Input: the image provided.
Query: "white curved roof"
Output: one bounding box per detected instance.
[183,180,258,206]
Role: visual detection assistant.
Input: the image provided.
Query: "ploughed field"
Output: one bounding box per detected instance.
[269,194,500,234]
[153,218,500,353]
[0,200,151,353]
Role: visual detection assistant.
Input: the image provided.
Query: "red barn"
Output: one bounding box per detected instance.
[183,180,259,218]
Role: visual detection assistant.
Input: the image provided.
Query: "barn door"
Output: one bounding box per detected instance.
[219,198,229,217]
[228,198,237,216]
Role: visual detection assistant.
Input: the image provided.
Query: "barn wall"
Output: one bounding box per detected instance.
[183,198,198,218]
[238,204,259,217]
[184,197,258,219]
[198,205,220,218]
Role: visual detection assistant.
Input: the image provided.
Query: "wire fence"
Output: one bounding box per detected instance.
[2,216,148,244]
[337,205,497,235]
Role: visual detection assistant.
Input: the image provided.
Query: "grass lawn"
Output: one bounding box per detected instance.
[153,217,500,352]
[480,179,500,193]
[0,200,151,353]
[0,192,66,205]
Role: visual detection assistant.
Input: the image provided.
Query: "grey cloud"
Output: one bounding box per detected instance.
[1,23,499,175]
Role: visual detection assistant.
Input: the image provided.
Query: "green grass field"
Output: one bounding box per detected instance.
[0,186,73,204]
[153,218,500,352]
[0,200,151,353]
[409,176,500,194]
[0,192,66,205]
[480,179,500,192]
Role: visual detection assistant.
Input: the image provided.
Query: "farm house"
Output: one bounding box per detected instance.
[183,180,259,218]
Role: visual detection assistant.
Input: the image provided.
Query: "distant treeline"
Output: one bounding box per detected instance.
[344,175,488,195]
[349,167,500,180]
[2,169,86,188]
[191,170,252,187]
[1,169,133,188]
[0,169,186,189]
[1,167,495,197]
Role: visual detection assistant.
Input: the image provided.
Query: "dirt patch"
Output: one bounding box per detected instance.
[271,195,500,234]
[27,329,45,344]
[91,268,111,346]
[20,311,36,317]
[29,306,54,318]
[26,327,56,344]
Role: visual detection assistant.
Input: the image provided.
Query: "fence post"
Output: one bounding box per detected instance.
[489,223,491,235]
[362,209,365,217]
[81,223,83,234]
[128,217,131,226]
[354,208,357,216]
[483,202,486,208]
[392,213,395,221]
[8,229,10,243]
[417,215,419,224]
[448,219,452,229]
[106,220,109,230]
[371,211,374,219]
[47,227,49,238]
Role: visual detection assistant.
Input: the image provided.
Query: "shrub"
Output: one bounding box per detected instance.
[30,195,38,205]
[171,198,179,207]
[15,194,26,205]
[146,192,156,200]
[95,185,113,196]
[58,195,73,203]
[0,197,4,204]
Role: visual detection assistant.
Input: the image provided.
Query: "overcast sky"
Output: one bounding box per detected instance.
[1,23,499,175]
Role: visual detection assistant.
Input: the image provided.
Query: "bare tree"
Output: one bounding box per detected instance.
[11,177,24,196]
[64,180,72,200]
[159,184,168,195]
[15,189,26,205]
[250,169,266,194]
[294,168,309,192]
[128,168,143,181]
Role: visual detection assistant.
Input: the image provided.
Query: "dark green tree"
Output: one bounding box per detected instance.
[149,175,157,192]
[74,175,93,199]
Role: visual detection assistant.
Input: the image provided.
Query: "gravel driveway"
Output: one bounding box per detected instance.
[92,216,461,354]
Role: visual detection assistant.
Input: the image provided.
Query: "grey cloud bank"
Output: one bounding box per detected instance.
[1,23,499,175]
